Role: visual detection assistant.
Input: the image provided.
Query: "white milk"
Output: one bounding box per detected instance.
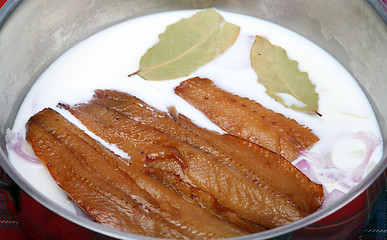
[7,10,383,214]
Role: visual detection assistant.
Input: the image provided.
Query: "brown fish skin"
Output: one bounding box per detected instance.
[25,108,181,238]
[26,108,250,239]
[65,102,307,229]
[174,77,319,161]
[145,168,265,233]
[170,113,323,215]
[90,89,323,215]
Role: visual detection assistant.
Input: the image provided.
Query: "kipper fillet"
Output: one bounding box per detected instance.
[174,77,319,161]
[26,108,250,239]
[64,101,309,229]
[89,89,323,214]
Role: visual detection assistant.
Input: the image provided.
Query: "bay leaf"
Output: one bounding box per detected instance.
[250,36,321,116]
[130,8,240,80]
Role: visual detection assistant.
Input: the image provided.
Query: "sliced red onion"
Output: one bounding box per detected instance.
[299,151,327,168]
[321,189,345,208]
[295,159,310,175]
[5,129,40,164]
[352,131,381,183]
[294,159,322,184]
[300,131,381,193]
[339,182,351,189]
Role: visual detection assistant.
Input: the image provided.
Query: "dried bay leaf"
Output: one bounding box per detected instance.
[250,36,321,116]
[130,8,240,80]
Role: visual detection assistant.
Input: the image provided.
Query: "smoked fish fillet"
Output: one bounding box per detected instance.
[85,90,266,232]
[174,77,319,161]
[26,108,251,239]
[170,113,323,215]
[89,89,323,214]
[64,101,308,229]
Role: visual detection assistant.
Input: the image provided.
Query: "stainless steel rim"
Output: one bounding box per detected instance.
[0,1,386,239]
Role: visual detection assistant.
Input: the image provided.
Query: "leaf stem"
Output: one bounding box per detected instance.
[128,70,140,78]
[314,110,323,117]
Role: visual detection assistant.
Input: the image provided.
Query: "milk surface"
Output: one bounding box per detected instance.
[7,10,383,214]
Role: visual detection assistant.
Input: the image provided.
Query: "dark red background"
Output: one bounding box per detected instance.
[0,0,6,9]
